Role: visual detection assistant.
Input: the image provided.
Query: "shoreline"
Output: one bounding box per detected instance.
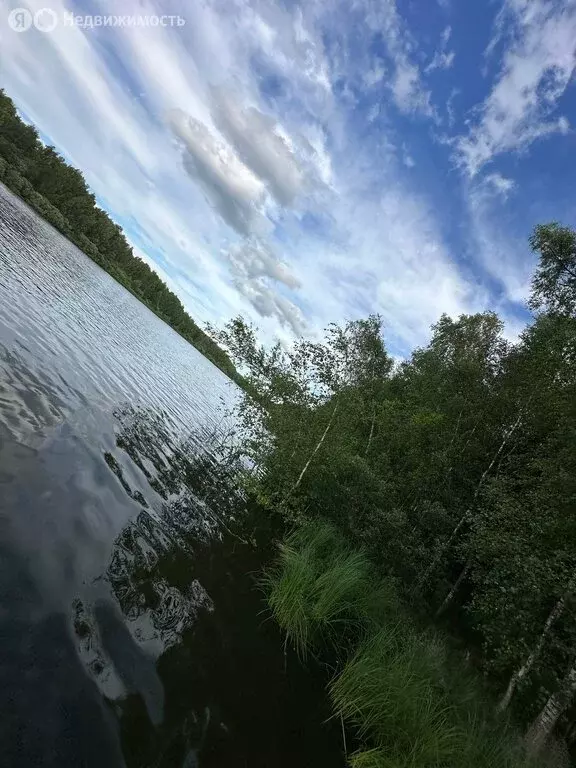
[0,175,242,387]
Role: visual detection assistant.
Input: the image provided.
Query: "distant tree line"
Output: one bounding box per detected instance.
[0,88,240,384]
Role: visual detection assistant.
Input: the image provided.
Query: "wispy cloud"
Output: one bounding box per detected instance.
[426,25,455,73]
[484,172,516,197]
[456,0,576,176]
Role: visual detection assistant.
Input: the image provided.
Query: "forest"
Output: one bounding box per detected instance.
[0,89,240,383]
[214,223,576,766]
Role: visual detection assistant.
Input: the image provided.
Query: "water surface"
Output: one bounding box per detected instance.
[0,184,343,767]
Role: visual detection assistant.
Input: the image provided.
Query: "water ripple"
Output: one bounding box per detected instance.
[0,183,237,443]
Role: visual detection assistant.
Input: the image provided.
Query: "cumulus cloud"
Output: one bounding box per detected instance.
[211,88,303,206]
[169,110,266,237]
[456,0,576,176]
[227,240,301,290]
[226,238,306,338]
[168,87,309,333]
[232,275,308,336]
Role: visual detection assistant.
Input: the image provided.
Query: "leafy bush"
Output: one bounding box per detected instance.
[3,166,25,193]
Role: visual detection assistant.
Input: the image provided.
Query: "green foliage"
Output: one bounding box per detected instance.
[0,88,239,382]
[212,314,394,520]
[529,222,576,317]
[219,222,576,754]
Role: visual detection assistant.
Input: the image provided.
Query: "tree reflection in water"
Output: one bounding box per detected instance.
[73,405,343,768]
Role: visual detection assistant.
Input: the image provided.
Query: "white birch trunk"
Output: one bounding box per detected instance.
[290,402,339,494]
[498,580,574,714]
[526,664,576,756]
[447,408,463,453]
[364,408,376,457]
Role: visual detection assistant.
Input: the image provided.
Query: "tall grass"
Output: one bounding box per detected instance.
[262,519,534,767]
[261,520,374,658]
[331,627,530,767]
[331,627,459,766]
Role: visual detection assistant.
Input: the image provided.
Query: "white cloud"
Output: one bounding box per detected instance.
[299,124,334,188]
[393,62,427,112]
[456,0,576,176]
[355,0,434,116]
[363,62,386,88]
[236,280,307,337]
[227,240,301,290]
[391,56,434,116]
[169,109,266,238]
[225,239,307,335]
[426,25,456,72]
[484,172,516,197]
[367,103,381,123]
[446,88,460,127]
[466,178,534,306]
[402,146,416,167]
[426,50,455,73]
[167,99,311,332]
[281,157,489,354]
[211,88,303,206]
[366,192,484,349]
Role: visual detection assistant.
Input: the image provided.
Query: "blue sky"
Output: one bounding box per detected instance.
[1,0,575,356]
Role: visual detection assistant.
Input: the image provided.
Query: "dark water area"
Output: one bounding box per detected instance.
[0,184,344,767]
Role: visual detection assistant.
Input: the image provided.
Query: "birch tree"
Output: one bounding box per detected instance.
[212,315,393,517]
[526,662,576,756]
[498,575,575,714]
[529,222,576,318]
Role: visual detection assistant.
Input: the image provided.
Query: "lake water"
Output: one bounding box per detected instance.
[0,184,343,767]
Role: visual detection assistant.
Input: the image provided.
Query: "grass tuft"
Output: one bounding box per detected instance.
[331,627,460,765]
[261,520,375,658]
